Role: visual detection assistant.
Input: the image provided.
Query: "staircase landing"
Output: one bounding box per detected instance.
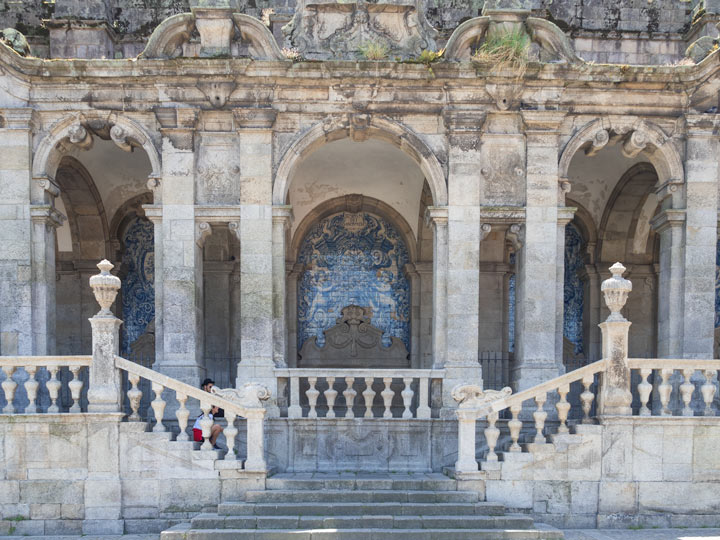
[161,473,564,539]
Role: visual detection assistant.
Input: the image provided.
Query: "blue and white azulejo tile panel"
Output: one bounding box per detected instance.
[564,222,584,355]
[297,211,411,352]
[716,237,720,328]
[121,216,155,354]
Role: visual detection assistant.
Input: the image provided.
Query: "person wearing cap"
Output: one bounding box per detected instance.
[192,378,224,450]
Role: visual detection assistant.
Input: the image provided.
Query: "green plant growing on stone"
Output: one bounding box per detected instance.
[472,27,530,77]
[358,41,390,61]
[402,48,444,78]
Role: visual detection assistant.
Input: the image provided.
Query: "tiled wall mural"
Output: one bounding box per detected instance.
[121,216,155,354]
[564,223,585,355]
[297,211,411,352]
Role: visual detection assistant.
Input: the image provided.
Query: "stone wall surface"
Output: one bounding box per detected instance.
[1,0,716,64]
[484,417,720,529]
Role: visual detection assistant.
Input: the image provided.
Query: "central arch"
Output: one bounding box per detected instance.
[272,115,448,207]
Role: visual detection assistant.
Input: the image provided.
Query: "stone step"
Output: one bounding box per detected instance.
[218,501,506,517]
[190,513,535,530]
[161,527,565,539]
[244,490,479,504]
[266,474,455,492]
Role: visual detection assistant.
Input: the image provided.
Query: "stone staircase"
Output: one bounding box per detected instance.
[161,473,564,539]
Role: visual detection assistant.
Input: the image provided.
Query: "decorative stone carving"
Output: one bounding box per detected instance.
[211,382,271,409]
[196,221,212,247]
[298,305,410,369]
[68,123,93,150]
[140,14,196,59]
[451,384,512,410]
[0,28,31,57]
[602,262,632,322]
[282,0,438,61]
[197,81,236,109]
[622,130,649,158]
[110,124,132,152]
[89,259,121,318]
[685,26,720,64]
[584,129,610,157]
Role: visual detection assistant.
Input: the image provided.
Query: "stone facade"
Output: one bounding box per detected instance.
[0,0,720,535]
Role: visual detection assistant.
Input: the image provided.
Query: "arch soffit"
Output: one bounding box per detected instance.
[290,195,419,265]
[55,156,111,260]
[33,112,162,181]
[558,117,684,191]
[273,116,448,207]
[597,162,659,263]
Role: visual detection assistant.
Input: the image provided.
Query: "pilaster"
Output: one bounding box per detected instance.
[272,205,292,368]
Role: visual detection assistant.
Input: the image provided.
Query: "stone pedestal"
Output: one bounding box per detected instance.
[598,263,633,416]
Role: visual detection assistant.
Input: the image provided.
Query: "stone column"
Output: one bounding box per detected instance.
[581,264,603,361]
[152,119,205,384]
[442,111,488,411]
[681,115,718,358]
[651,208,685,358]
[272,205,292,367]
[0,109,36,356]
[512,111,566,391]
[598,262,633,416]
[87,260,123,413]
[415,262,434,369]
[404,264,421,369]
[234,109,279,416]
[426,207,448,370]
[286,263,303,368]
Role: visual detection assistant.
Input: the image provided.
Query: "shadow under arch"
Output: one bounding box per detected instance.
[273,116,448,208]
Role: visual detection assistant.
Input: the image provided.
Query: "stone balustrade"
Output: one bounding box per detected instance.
[628,358,719,417]
[0,356,91,413]
[116,355,269,471]
[275,368,445,419]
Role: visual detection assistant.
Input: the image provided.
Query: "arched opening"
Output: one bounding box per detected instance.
[281,135,435,370]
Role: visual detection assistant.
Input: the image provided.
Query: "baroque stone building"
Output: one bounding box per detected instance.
[1,0,720,537]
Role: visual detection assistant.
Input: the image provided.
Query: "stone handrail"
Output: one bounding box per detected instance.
[453,359,607,474]
[275,368,445,420]
[0,355,92,414]
[627,358,719,417]
[116,356,268,472]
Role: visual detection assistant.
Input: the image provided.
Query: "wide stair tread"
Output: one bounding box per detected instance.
[161,474,563,539]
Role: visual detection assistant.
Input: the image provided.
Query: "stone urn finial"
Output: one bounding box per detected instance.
[89,259,121,318]
[601,262,632,322]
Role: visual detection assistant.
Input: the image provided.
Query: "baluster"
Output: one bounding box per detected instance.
[417,376,431,419]
[306,377,320,419]
[127,373,142,420]
[580,374,595,423]
[324,377,337,418]
[24,365,39,414]
[224,411,238,460]
[638,368,653,416]
[175,392,189,441]
[701,370,717,416]
[68,366,83,413]
[199,401,213,451]
[343,377,356,419]
[556,384,570,433]
[288,376,302,418]
[46,365,61,413]
[151,382,166,432]
[484,411,500,462]
[533,393,547,444]
[680,368,695,417]
[401,377,414,419]
[658,368,673,416]
[363,377,375,418]
[1,366,17,414]
[381,377,394,419]
[508,403,522,452]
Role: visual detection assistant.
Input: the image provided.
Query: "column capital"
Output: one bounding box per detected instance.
[147,175,162,204]
[1,108,38,130]
[272,205,293,227]
[30,205,64,229]
[480,223,492,242]
[521,110,567,132]
[31,175,60,205]
[425,206,448,228]
[442,109,487,133]
[143,205,163,224]
[196,221,212,248]
[234,108,277,130]
[650,208,686,233]
[558,206,576,226]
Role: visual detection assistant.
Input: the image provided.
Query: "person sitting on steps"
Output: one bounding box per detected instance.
[193,378,224,450]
